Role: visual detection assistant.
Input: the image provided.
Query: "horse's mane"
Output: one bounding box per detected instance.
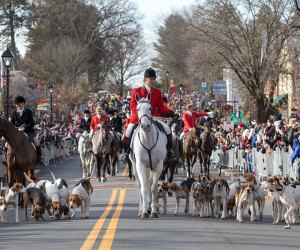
[0,117,22,137]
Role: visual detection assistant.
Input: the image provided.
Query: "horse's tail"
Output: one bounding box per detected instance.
[24,172,35,183]
[51,171,57,183]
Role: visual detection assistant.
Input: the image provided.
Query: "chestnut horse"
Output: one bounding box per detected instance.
[199,123,215,174]
[0,117,37,187]
[182,127,201,178]
[92,122,111,182]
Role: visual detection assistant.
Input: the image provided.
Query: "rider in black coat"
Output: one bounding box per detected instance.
[107,109,123,134]
[79,109,92,132]
[10,95,44,165]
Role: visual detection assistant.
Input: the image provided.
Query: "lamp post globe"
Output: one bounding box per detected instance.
[1,48,14,119]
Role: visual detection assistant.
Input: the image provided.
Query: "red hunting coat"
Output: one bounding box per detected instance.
[183,111,208,133]
[90,114,109,131]
[129,86,170,124]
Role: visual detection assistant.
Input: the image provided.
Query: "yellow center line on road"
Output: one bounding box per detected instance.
[121,164,128,177]
[80,189,118,250]
[98,189,126,250]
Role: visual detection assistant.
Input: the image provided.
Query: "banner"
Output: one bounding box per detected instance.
[37,99,50,111]
[213,80,227,96]
[169,80,176,92]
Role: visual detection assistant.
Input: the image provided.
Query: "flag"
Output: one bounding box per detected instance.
[169,80,176,91]
[243,111,251,121]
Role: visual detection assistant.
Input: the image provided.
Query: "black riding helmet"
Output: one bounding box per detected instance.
[15,95,25,104]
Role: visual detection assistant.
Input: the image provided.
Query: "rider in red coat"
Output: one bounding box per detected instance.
[90,107,109,132]
[129,87,170,124]
[122,68,174,162]
[179,104,213,139]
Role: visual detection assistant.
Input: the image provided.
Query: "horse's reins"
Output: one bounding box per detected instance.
[138,124,159,171]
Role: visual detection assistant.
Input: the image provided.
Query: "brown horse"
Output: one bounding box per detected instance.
[182,127,201,178]
[160,122,181,183]
[0,117,37,187]
[107,131,120,176]
[199,124,216,175]
[92,122,111,182]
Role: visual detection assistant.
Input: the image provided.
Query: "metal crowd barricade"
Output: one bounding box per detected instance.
[41,139,77,166]
[247,146,297,180]
[211,146,297,180]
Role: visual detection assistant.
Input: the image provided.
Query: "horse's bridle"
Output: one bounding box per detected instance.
[136,99,159,171]
[137,100,153,126]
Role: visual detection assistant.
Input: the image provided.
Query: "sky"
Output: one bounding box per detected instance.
[16,0,195,57]
[131,0,195,58]
[15,0,196,86]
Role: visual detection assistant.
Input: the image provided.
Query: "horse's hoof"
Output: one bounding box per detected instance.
[141,213,149,219]
[150,213,158,218]
[147,210,151,215]
[284,225,291,229]
[138,211,142,217]
[97,178,101,182]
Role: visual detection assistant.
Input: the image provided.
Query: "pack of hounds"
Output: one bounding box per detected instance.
[1,172,300,230]
[157,172,300,229]
[0,172,93,223]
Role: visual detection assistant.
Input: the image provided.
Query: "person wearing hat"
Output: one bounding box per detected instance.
[265,118,276,146]
[107,109,123,134]
[288,118,299,148]
[122,68,174,162]
[11,95,44,166]
[90,107,108,132]
[79,109,91,132]
[179,104,213,140]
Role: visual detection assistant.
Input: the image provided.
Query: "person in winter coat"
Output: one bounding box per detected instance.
[121,68,174,162]
[179,104,212,140]
[79,109,92,132]
[290,132,300,181]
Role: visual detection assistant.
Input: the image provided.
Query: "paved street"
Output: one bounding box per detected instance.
[1,154,300,250]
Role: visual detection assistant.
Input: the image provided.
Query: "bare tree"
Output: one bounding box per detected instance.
[186,0,300,122]
[106,34,147,96]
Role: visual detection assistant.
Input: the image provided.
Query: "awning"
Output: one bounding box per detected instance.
[273,94,288,104]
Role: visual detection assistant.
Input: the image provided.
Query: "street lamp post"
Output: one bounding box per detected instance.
[48,82,54,126]
[166,71,169,96]
[1,48,14,119]
[294,0,300,11]
[178,83,184,117]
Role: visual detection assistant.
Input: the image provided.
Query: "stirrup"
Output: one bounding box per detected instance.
[121,154,129,163]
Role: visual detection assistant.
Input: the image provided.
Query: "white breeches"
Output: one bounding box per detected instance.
[125,119,171,138]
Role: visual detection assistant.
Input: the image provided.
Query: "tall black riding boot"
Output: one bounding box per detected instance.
[166,133,175,160]
[121,137,130,163]
[36,145,45,166]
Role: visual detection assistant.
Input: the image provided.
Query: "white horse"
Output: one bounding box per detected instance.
[130,93,167,218]
[78,131,94,178]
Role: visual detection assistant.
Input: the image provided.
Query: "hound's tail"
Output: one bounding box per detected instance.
[24,172,35,183]
[51,171,57,183]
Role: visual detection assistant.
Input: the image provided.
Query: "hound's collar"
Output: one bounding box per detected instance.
[276,184,286,194]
